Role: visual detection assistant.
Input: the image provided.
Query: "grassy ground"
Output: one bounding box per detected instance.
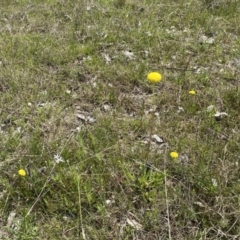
[0,0,240,239]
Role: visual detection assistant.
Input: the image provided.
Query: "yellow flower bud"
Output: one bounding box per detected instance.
[170,152,179,159]
[147,72,162,83]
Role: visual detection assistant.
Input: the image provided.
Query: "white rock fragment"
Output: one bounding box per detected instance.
[106,198,115,205]
[151,134,164,144]
[76,113,86,121]
[194,201,205,208]
[87,116,96,123]
[76,112,96,124]
[38,102,46,108]
[126,218,143,231]
[122,50,135,60]
[103,104,111,111]
[214,112,228,120]
[7,211,17,228]
[180,153,189,164]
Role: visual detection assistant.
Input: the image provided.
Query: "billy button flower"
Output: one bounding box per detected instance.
[188,90,196,95]
[145,71,162,162]
[170,151,179,159]
[18,169,26,177]
[147,72,162,83]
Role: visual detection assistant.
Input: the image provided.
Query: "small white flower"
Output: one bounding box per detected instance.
[16,127,21,133]
[199,35,214,44]
[13,127,22,135]
[143,50,149,57]
[54,154,64,164]
[92,82,97,88]
[41,90,48,95]
[102,53,111,64]
[146,31,152,36]
[206,105,215,112]
[177,107,184,113]
[212,178,218,187]
[196,68,201,74]
[76,126,81,132]
[38,102,46,107]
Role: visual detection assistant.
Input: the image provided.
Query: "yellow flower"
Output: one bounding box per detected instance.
[18,169,26,177]
[189,90,196,95]
[147,72,162,83]
[170,152,179,159]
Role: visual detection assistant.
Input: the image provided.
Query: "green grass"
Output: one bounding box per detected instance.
[0,0,240,239]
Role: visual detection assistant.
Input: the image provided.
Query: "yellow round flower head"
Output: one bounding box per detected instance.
[147,72,162,83]
[170,152,179,159]
[189,90,196,95]
[18,169,26,177]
